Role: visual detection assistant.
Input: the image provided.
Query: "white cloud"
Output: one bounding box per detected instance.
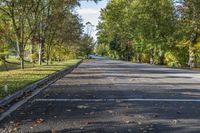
[77,8,100,15]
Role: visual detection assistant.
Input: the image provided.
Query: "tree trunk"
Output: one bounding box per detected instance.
[30,38,34,63]
[19,47,25,69]
[16,42,20,58]
[188,33,197,68]
[46,45,51,65]
[38,40,44,65]
[2,59,8,71]
[149,49,154,64]
[38,43,42,65]
[136,53,141,63]
[46,55,49,65]
[20,56,24,69]
[50,58,53,64]
[188,45,196,68]
[126,44,129,61]
[158,49,164,65]
[3,62,8,71]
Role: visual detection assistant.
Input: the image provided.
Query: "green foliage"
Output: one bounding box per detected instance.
[95,43,107,56]
[0,0,94,69]
[79,34,95,58]
[96,0,200,68]
[0,0,97,99]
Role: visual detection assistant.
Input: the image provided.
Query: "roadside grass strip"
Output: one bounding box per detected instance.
[0,60,80,98]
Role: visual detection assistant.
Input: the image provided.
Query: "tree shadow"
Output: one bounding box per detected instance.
[1,60,200,132]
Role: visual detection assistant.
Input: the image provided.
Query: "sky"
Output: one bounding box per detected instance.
[76,0,108,40]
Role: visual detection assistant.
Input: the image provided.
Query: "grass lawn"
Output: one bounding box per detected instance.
[0,56,33,71]
[0,59,80,99]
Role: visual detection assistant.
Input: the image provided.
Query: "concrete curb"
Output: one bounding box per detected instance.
[0,60,82,122]
[0,60,82,108]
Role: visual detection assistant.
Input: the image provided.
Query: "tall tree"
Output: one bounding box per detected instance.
[176,0,200,68]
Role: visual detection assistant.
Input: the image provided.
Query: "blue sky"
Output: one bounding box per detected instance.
[76,0,108,40]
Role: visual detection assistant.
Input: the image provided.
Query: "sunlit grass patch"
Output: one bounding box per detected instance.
[0,60,80,98]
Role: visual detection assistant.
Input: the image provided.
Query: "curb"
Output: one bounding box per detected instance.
[0,60,82,122]
[0,60,82,108]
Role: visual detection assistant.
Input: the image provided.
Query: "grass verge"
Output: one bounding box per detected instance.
[0,59,80,98]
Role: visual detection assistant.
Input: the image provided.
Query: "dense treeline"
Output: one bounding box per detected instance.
[96,0,200,68]
[0,0,95,70]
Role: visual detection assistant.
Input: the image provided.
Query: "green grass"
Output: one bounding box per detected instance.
[0,56,33,71]
[0,59,80,98]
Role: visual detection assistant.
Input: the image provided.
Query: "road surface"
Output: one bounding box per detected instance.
[1,59,200,133]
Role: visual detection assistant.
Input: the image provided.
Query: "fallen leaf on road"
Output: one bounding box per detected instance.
[87,122,93,125]
[172,120,178,125]
[35,118,44,124]
[51,129,57,133]
[8,122,21,133]
[66,109,71,112]
[9,127,18,133]
[77,105,88,109]
[9,121,14,124]
[13,122,20,127]
[20,112,25,115]
[44,94,50,98]
[108,110,113,114]
[148,128,154,131]
[25,92,32,97]
[126,120,131,124]
[125,120,135,124]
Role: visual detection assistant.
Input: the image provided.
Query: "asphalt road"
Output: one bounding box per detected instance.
[1,59,200,133]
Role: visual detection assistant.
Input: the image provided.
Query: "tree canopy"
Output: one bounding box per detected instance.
[0,0,96,69]
[96,0,200,68]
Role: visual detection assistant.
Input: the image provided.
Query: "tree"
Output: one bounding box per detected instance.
[79,34,95,58]
[97,0,133,61]
[0,43,9,71]
[176,0,200,68]
[0,0,97,69]
[97,0,177,65]
[0,0,44,69]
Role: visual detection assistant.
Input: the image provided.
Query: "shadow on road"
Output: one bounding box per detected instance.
[1,59,200,133]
